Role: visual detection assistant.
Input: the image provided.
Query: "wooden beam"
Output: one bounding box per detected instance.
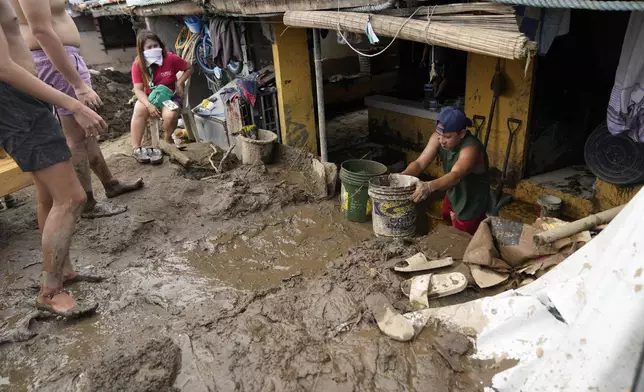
[0,157,33,197]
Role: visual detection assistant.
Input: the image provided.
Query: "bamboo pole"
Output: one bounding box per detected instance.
[283,11,531,60]
[533,205,625,246]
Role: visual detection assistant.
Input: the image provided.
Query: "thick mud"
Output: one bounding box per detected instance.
[91,70,134,143]
[0,137,505,391]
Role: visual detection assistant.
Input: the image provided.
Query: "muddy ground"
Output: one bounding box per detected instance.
[0,137,504,392]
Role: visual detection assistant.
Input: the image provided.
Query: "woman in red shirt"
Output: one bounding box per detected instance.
[130,30,192,164]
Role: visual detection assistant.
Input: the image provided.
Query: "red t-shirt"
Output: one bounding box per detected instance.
[131,52,189,95]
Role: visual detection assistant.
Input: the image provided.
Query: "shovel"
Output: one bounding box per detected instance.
[483,59,506,150]
[489,117,522,216]
[472,115,485,140]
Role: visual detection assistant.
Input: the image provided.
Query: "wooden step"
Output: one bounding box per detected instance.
[0,151,33,197]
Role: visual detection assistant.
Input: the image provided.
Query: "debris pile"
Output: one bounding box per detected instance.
[90,69,134,142]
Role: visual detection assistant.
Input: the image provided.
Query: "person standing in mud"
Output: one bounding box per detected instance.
[10,0,144,219]
[402,106,489,235]
[0,0,106,315]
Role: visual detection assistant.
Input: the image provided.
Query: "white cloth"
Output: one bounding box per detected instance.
[144,48,163,67]
[607,12,644,142]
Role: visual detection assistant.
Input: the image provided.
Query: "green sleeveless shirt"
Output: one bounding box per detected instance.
[437,131,489,220]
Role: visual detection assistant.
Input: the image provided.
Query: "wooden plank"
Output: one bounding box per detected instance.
[0,157,33,197]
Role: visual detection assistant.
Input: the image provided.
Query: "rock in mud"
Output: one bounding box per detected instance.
[87,336,181,392]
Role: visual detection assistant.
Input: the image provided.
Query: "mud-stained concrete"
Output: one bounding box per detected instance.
[0,136,509,392]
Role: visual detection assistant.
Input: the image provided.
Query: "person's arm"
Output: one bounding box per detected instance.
[172,54,192,98]
[131,61,160,117]
[134,83,159,118]
[412,145,479,202]
[175,67,192,98]
[17,0,102,109]
[0,37,105,135]
[402,132,440,176]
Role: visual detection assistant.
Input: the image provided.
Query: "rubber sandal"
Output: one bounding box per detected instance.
[81,201,127,219]
[133,147,150,164]
[393,253,454,273]
[35,291,98,319]
[366,293,415,342]
[147,148,163,165]
[401,272,468,309]
[64,273,105,286]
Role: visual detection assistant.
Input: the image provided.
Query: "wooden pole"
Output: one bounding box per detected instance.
[159,140,193,168]
[533,205,625,246]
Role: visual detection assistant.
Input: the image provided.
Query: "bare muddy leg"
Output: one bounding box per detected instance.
[32,160,94,315]
[59,115,132,218]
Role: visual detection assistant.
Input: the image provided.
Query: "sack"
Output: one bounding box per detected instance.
[147,85,174,109]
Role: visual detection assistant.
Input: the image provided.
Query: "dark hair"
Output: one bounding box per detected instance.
[135,30,167,86]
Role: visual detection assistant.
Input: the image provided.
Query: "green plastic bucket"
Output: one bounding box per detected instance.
[339,159,388,223]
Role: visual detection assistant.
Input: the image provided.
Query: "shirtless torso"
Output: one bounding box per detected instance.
[11,0,80,50]
[0,0,36,74]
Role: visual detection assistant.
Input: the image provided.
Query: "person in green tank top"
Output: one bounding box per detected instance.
[402,106,489,234]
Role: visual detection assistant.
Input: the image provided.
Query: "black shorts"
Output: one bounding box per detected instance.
[0,82,71,172]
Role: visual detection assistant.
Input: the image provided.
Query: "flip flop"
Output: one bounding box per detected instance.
[366,293,415,342]
[147,148,163,165]
[64,273,105,286]
[393,253,454,273]
[81,201,127,219]
[35,294,98,319]
[401,272,468,309]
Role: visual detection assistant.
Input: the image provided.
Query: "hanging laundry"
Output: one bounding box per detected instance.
[516,6,570,56]
[238,78,258,107]
[209,18,243,69]
[607,12,644,142]
[365,20,379,45]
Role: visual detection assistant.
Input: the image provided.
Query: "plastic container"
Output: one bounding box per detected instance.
[368,174,419,238]
[537,195,562,218]
[240,129,278,165]
[339,159,388,223]
[424,84,438,111]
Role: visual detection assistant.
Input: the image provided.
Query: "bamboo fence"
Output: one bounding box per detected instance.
[283,10,532,60]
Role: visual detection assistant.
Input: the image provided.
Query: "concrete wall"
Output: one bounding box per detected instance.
[79,31,138,73]
[272,24,317,154]
[73,15,138,73]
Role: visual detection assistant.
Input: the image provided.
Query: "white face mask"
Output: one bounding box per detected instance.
[143,48,163,66]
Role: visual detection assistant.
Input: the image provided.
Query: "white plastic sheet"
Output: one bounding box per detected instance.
[425,189,644,390]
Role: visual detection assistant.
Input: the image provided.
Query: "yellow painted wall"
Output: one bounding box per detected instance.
[367,108,444,178]
[272,24,317,155]
[594,179,642,212]
[465,53,534,186]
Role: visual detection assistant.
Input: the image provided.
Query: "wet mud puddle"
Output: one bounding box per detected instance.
[179,204,373,290]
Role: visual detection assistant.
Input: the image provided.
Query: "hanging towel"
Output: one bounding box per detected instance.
[607,12,644,142]
[209,18,243,69]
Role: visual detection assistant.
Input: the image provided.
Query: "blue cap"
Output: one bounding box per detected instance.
[437,106,472,133]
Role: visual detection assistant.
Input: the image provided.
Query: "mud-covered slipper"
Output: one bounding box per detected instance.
[393,253,454,273]
[147,148,163,165]
[81,201,127,219]
[366,293,414,342]
[133,147,150,164]
[35,293,98,319]
[401,272,468,309]
[64,273,105,286]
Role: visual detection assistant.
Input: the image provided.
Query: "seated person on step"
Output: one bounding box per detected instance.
[130,30,192,164]
[402,107,489,235]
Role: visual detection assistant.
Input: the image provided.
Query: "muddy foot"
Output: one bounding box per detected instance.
[81,201,127,219]
[35,292,98,319]
[104,178,144,198]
